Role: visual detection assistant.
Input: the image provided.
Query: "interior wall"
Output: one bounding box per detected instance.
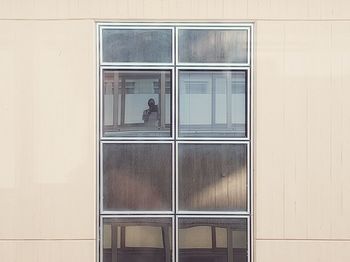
[1,1,350,261]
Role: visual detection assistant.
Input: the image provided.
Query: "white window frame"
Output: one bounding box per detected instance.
[97,22,254,262]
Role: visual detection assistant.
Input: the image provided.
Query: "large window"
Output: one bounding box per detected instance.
[99,24,252,262]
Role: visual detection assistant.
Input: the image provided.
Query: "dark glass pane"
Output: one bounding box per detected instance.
[178,144,247,211]
[102,29,172,63]
[102,70,172,137]
[103,217,172,262]
[103,143,172,211]
[178,218,248,262]
[179,70,247,138]
[178,29,248,64]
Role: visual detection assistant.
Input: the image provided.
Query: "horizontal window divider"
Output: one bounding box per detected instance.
[175,140,250,144]
[175,215,250,219]
[100,140,175,144]
[175,66,250,70]
[100,65,175,70]
[101,212,175,216]
[101,63,175,67]
[100,137,175,141]
[176,63,250,67]
[175,26,251,30]
[175,211,250,216]
[100,212,251,216]
[100,138,251,142]
[100,25,175,30]
[98,23,253,28]
[175,137,251,142]
[100,215,251,222]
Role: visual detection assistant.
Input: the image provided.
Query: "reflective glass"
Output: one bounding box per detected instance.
[179,70,247,138]
[178,218,248,262]
[102,70,172,137]
[103,143,172,211]
[103,217,172,262]
[102,29,172,63]
[178,143,247,211]
[178,29,248,64]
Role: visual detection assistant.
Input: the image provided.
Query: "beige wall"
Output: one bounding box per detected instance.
[0,0,350,20]
[1,1,350,261]
[255,20,350,261]
[0,20,96,260]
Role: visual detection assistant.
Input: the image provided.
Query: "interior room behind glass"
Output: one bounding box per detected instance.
[102,70,172,137]
[179,70,247,138]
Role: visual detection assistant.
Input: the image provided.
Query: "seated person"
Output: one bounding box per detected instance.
[142,98,159,127]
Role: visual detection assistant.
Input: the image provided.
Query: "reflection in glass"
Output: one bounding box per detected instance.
[179,70,247,137]
[102,70,172,137]
[178,29,248,64]
[102,29,172,63]
[103,143,172,211]
[178,218,248,262]
[103,217,172,262]
[178,144,247,211]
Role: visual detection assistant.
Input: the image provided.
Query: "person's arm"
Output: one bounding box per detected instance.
[142,109,149,122]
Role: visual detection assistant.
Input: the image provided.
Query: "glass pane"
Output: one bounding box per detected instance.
[102,29,172,63]
[179,70,247,138]
[178,29,248,64]
[102,70,172,137]
[103,143,172,211]
[178,144,247,211]
[103,217,172,262]
[178,218,248,262]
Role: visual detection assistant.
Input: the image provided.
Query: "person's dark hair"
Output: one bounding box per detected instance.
[148,98,155,107]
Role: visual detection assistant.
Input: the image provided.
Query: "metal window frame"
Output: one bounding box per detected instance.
[175,26,251,67]
[100,214,175,262]
[100,140,175,215]
[97,22,254,262]
[99,66,175,141]
[99,25,175,66]
[176,215,250,262]
[175,67,250,141]
[175,141,250,215]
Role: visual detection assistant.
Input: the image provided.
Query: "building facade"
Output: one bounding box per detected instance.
[1,1,350,261]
